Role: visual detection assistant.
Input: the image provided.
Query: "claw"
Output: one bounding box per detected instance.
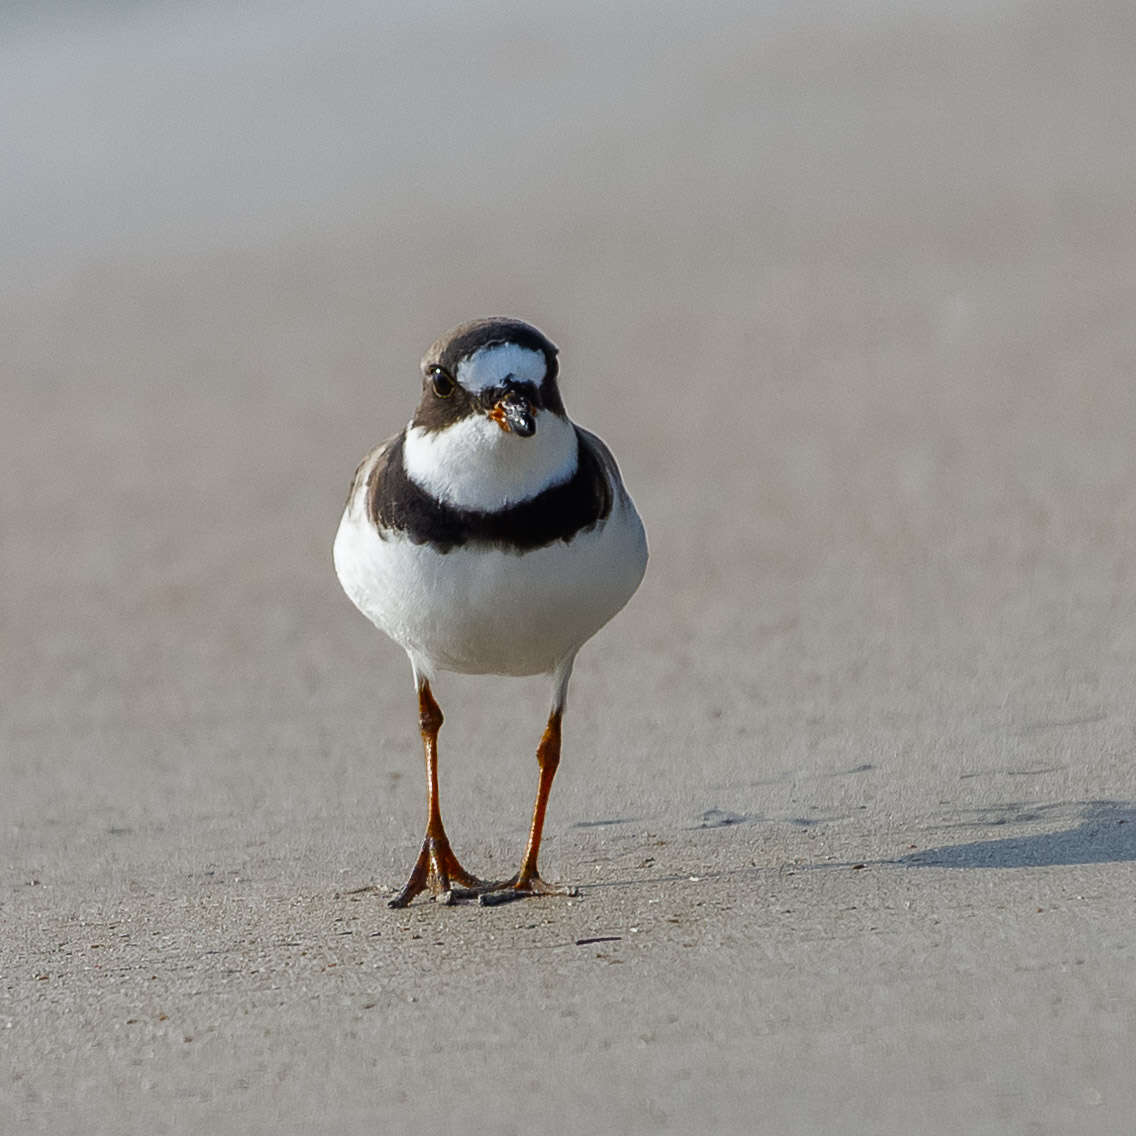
[476,871,579,906]
[386,833,485,908]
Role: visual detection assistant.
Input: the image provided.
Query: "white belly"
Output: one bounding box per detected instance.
[333,497,647,676]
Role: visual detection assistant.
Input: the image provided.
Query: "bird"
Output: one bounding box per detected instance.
[333,317,647,907]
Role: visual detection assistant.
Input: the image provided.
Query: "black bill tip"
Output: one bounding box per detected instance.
[503,401,536,437]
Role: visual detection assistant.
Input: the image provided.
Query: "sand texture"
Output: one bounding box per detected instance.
[4,2,1135,1133]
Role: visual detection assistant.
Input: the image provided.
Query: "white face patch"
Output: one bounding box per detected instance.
[455,343,546,394]
[403,412,578,512]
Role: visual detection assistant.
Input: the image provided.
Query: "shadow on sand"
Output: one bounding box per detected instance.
[895,800,1136,869]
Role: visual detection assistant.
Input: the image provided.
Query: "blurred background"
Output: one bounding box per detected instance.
[4,0,1136,881]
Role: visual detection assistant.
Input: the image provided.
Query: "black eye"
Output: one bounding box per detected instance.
[429,367,455,398]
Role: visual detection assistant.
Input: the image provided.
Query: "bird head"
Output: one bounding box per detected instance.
[412,317,563,441]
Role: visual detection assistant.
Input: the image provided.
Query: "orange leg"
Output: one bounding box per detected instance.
[479,708,578,905]
[518,709,564,887]
[387,680,484,908]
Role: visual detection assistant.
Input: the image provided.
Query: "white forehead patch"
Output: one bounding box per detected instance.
[455,343,546,394]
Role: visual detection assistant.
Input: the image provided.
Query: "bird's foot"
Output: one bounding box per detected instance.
[476,869,580,907]
[387,833,485,908]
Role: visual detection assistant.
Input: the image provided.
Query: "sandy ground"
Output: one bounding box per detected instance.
[4,2,1136,1133]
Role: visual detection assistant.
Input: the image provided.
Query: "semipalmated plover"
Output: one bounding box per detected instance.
[333,317,647,906]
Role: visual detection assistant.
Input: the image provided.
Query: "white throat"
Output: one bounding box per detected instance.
[403,412,578,511]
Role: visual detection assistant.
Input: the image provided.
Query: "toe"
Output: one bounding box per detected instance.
[476,872,579,904]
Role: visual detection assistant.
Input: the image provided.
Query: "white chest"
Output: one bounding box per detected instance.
[333,494,646,677]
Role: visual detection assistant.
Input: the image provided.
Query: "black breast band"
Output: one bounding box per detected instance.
[367,429,613,553]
